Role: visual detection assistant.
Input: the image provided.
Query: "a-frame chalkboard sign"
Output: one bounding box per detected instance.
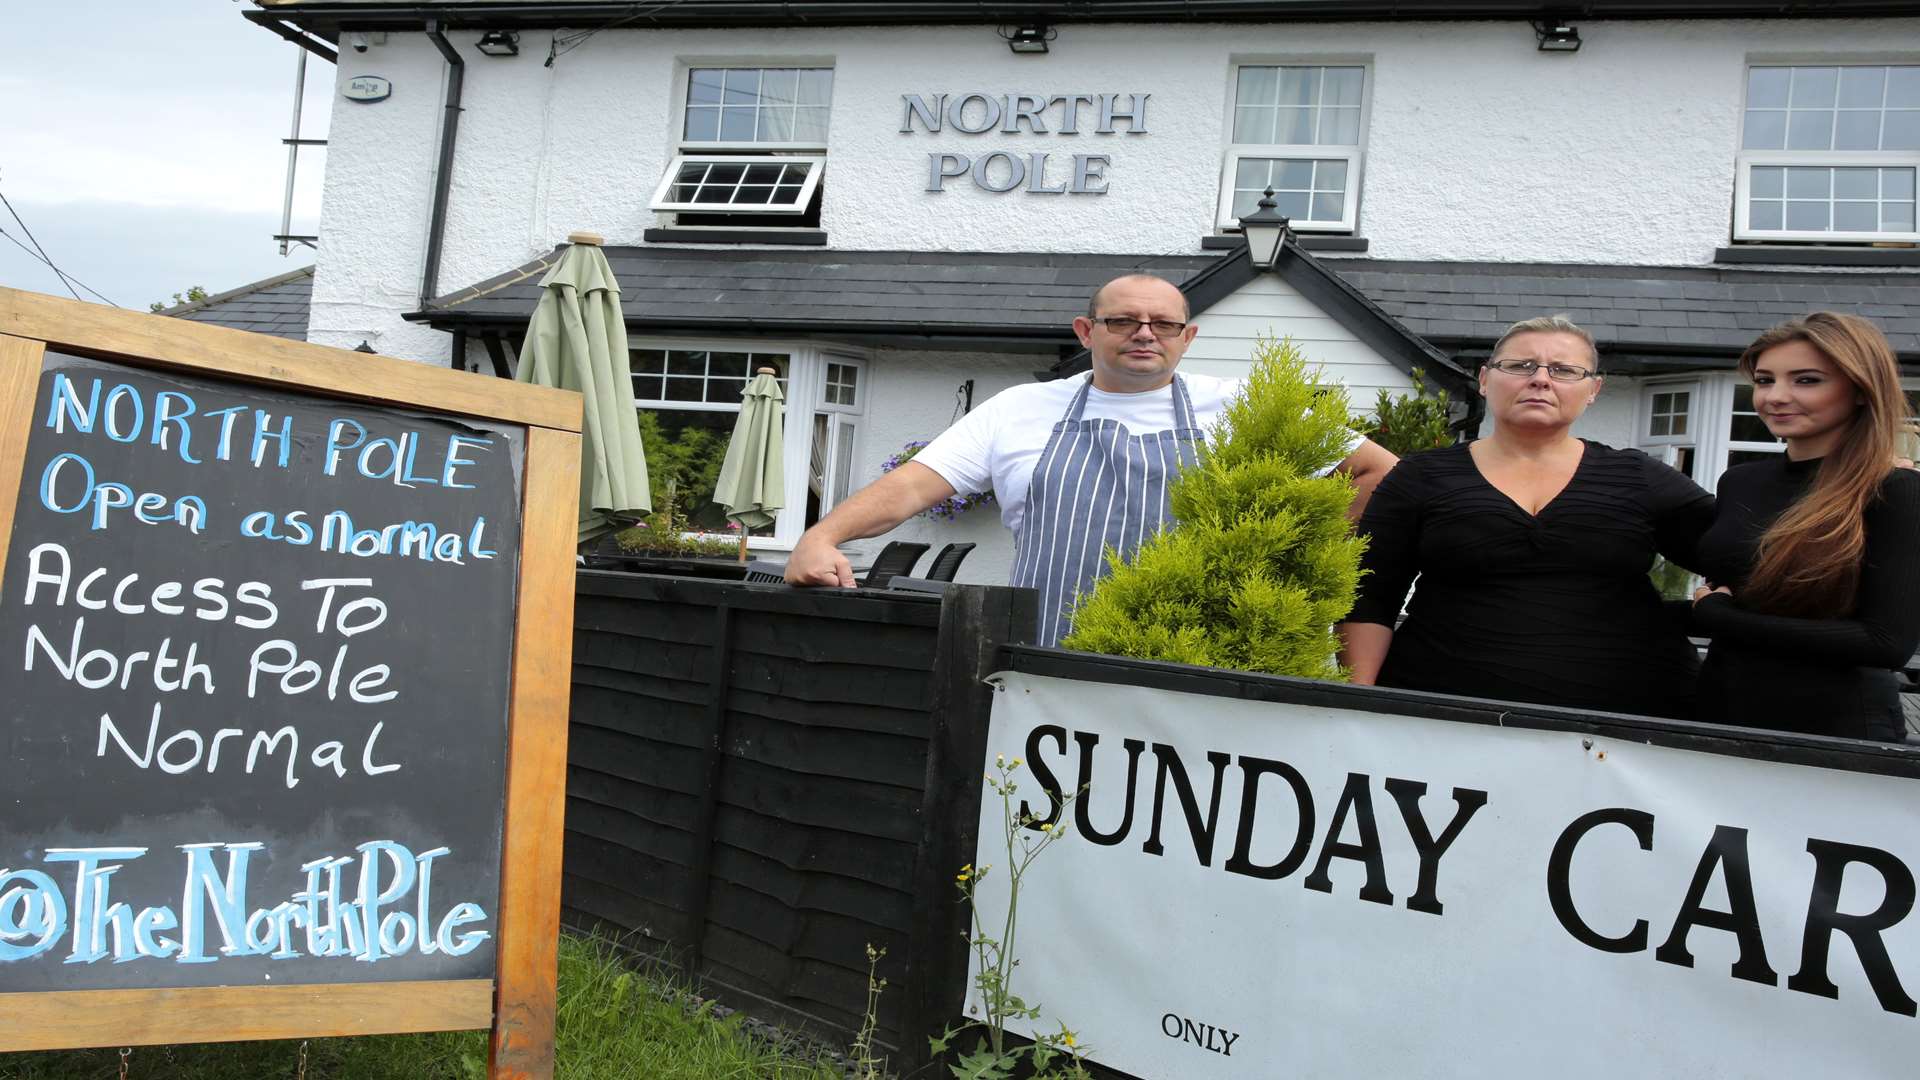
[0,287,582,1079]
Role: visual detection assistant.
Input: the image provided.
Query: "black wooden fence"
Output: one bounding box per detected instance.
[562,570,1035,1068]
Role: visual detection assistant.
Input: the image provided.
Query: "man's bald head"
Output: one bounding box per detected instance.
[1087,274,1190,320]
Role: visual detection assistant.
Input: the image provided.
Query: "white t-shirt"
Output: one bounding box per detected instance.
[913,371,1355,535]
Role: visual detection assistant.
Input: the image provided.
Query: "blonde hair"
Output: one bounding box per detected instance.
[1738,312,1909,617]
[1491,314,1599,370]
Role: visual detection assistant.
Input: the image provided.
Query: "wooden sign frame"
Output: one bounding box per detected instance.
[0,287,583,1080]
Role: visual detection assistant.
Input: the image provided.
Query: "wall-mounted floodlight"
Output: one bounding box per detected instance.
[1002,24,1055,54]
[475,30,521,57]
[1534,20,1581,52]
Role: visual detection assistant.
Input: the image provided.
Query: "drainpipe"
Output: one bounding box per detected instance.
[421,21,464,308]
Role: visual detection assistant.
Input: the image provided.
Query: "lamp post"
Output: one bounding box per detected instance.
[1237,187,1291,270]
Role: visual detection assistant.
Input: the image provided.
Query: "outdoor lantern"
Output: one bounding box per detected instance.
[475,30,520,57]
[1534,20,1581,51]
[1004,24,1053,54]
[1238,188,1290,270]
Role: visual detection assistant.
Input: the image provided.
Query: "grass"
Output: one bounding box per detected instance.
[0,935,854,1080]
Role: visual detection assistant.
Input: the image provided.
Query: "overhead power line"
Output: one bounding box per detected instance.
[0,221,121,309]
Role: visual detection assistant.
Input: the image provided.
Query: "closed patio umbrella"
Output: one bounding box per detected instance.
[712,367,785,561]
[516,231,650,543]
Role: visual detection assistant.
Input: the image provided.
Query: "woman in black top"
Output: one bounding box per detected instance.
[1691,312,1920,742]
[1339,316,1715,718]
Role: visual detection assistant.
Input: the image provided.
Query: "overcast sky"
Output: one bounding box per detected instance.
[0,1,332,310]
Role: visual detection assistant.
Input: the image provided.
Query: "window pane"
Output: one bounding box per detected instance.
[1786,110,1833,150]
[759,68,798,106]
[709,352,749,377]
[759,107,795,141]
[1310,192,1343,221]
[633,349,667,374]
[664,378,704,402]
[1834,111,1882,151]
[734,185,775,204]
[1835,201,1878,231]
[1786,201,1830,230]
[667,350,707,376]
[1730,414,1775,442]
[742,163,784,184]
[705,163,746,185]
[719,107,757,140]
[1672,413,1688,437]
[1890,168,1918,199]
[1318,159,1349,189]
[1749,199,1783,230]
[688,69,725,105]
[1320,107,1361,145]
[793,106,831,143]
[832,423,856,507]
[1838,67,1887,108]
[1887,202,1917,231]
[1835,167,1879,198]
[1275,159,1313,190]
[1237,66,1279,107]
[1278,107,1315,144]
[683,106,719,142]
[1889,66,1920,107]
[1650,415,1671,437]
[1230,188,1261,219]
[1324,67,1364,107]
[633,375,664,400]
[796,69,834,106]
[1886,110,1920,151]
[1277,68,1318,106]
[1748,67,1791,108]
[1750,166,1784,198]
[1274,190,1310,219]
[1742,109,1786,150]
[1790,67,1838,108]
[1786,167,1830,198]
[1233,106,1275,143]
[706,378,745,404]
[722,68,760,104]
[1734,384,1753,410]
[1235,157,1270,187]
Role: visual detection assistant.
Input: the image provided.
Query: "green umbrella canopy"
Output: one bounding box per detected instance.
[516,236,650,542]
[712,370,786,532]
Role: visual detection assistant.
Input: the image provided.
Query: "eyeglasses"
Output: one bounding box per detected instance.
[1092,316,1189,338]
[1485,358,1599,382]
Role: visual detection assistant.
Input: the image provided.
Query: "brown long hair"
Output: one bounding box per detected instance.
[1738,312,1908,617]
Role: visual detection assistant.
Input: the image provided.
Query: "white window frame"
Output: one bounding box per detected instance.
[1733,64,1920,243]
[649,153,827,215]
[807,353,867,520]
[1215,62,1372,233]
[1639,381,1702,447]
[629,338,869,550]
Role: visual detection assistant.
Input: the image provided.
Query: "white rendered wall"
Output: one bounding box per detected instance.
[308,16,1915,363]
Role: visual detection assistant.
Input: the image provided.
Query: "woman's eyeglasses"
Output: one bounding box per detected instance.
[1486,358,1599,382]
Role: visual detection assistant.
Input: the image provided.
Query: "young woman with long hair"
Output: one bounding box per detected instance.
[1692,312,1920,742]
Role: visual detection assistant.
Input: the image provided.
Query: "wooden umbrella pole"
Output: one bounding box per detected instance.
[738,531,748,563]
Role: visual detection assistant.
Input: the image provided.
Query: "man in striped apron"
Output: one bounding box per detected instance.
[786,274,1397,644]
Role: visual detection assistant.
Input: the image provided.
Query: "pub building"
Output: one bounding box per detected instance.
[185,0,1920,590]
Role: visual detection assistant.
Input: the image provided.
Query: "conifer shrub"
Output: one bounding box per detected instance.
[1060,337,1365,679]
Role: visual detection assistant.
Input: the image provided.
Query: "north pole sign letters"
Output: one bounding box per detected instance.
[902,92,1148,195]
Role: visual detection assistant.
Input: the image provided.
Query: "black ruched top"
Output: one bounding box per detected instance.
[1348,441,1715,719]
[1691,455,1920,741]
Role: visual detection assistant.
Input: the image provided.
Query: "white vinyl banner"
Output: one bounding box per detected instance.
[970,670,1920,1080]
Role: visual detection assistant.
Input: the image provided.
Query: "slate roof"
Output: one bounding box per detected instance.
[1329,259,1920,366]
[161,266,313,341]
[411,247,1223,347]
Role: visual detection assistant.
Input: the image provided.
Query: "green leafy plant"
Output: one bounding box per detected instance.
[611,480,741,558]
[148,286,208,313]
[1062,336,1366,679]
[847,944,889,1080]
[930,755,1091,1080]
[1350,365,1455,458]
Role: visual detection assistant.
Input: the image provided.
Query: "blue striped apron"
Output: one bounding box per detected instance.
[1009,375,1204,646]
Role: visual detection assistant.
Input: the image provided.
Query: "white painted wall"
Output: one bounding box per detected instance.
[1181,273,1417,414]
[308,16,1916,362]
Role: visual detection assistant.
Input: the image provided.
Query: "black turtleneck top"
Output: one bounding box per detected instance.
[1692,454,1920,741]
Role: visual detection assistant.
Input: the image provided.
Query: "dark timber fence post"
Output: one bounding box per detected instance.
[684,597,736,978]
[901,583,1037,1071]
